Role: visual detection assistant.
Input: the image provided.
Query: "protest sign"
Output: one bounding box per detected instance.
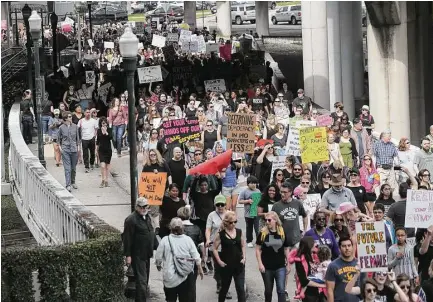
[297,120,317,128]
[285,125,300,156]
[204,79,226,93]
[197,35,206,53]
[316,115,333,127]
[299,127,328,163]
[172,65,193,81]
[356,222,388,272]
[85,71,95,84]
[190,34,198,42]
[227,113,255,153]
[179,30,192,44]
[88,39,94,47]
[270,156,286,182]
[138,172,167,206]
[150,18,159,30]
[162,45,176,61]
[98,82,111,102]
[405,190,433,228]
[152,34,166,48]
[206,43,219,54]
[250,192,262,217]
[137,66,163,84]
[104,41,114,49]
[181,41,198,53]
[162,118,201,145]
[299,193,322,231]
[167,33,179,42]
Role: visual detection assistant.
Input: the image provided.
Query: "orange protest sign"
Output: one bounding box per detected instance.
[138,172,167,206]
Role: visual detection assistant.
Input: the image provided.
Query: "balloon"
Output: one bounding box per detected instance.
[189,150,233,175]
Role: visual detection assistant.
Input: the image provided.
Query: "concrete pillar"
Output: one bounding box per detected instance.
[326,2,342,109]
[352,1,364,101]
[184,1,197,30]
[302,1,330,110]
[339,2,354,119]
[1,101,4,182]
[216,1,231,37]
[367,2,410,140]
[255,1,269,37]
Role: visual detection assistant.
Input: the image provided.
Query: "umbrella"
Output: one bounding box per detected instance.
[189,150,233,175]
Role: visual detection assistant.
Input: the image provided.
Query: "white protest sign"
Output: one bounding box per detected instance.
[88,39,94,47]
[98,82,112,103]
[137,42,144,50]
[356,221,388,272]
[299,194,321,231]
[104,41,114,49]
[285,125,300,156]
[206,43,219,54]
[85,71,95,84]
[191,34,198,42]
[179,30,192,44]
[167,33,179,42]
[296,120,317,128]
[181,41,198,53]
[197,35,206,53]
[270,156,286,182]
[274,106,290,127]
[204,79,226,93]
[137,66,163,84]
[405,190,433,228]
[152,34,166,48]
[64,16,74,25]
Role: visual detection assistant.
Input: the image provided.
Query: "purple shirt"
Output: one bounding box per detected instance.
[304,228,340,260]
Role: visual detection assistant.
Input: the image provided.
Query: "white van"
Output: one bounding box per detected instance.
[231,4,256,25]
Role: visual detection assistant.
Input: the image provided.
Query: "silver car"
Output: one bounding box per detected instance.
[231,4,256,25]
[271,5,302,25]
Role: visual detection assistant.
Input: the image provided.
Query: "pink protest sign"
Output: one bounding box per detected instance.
[316,115,333,126]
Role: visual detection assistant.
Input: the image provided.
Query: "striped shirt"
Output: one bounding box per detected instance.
[373,140,398,166]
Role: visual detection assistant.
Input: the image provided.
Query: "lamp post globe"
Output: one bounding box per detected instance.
[119,26,139,212]
[29,10,41,36]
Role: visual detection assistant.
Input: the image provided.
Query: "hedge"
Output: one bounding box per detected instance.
[1,226,124,302]
[1,195,27,232]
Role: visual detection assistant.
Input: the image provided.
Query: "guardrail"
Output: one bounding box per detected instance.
[8,102,111,245]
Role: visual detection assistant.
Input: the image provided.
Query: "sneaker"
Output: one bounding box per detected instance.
[85,168,90,173]
[285,290,290,302]
[99,181,105,188]
[90,165,94,170]
[117,153,121,158]
[247,242,254,248]
[56,163,60,167]
[226,291,232,299]
[66,185,72,192]
[72,184,78,189]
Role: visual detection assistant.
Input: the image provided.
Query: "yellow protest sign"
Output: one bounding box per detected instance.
[299,127,328,163]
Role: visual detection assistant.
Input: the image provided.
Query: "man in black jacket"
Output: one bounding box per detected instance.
[123,197,156,302]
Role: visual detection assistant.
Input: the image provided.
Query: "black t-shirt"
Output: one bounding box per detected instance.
[142,162,171,189]
[256,230,288,270]
[168,159,186,188]
[258,198,277,215]
[375,197,395,217]
[376,286,396,302]
[249,96,266,112]
[414,243,433,282]
[20,99,33,116]
[42,100,53,116]
[160,196,186,227]
[347,185,367,214]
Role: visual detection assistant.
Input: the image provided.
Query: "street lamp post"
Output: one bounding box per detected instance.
[29,10,46,168]
[22,4,33,99]
[50,12,58,70]
[87,2,93,39]
[74,2,87,61]
[119,27,139,212]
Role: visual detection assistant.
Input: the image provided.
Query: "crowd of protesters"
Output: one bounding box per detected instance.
[18,20,433,302]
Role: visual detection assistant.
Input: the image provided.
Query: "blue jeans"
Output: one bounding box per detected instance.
[261,267,287,302]
[62,150,78,186]
[42,115,51,135]
[112,124,125,154]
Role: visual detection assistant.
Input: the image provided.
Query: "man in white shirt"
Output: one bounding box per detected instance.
[78,108,99,172]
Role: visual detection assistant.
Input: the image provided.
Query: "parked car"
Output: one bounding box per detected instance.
[271,5,301,25]
[145,5,184,24]
[196,1,216,10]
[231,4,256,25]
[86,6,128,25]
[210,6,217,14]
[133,2,158,13]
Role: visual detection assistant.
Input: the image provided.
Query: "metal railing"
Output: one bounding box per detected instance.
[1,48,27,83]
[8,103,109,246]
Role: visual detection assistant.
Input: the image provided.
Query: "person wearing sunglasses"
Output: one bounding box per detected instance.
[396,137,416,183]
[201,121,218,152]
[255,211,289,302]
[414,137,433,184]
[372,203,395,250]
[329,213,350,244]
[350,118,371,166]
[123,197,157,302]
[212,211,246,302]
[315,172,331,197]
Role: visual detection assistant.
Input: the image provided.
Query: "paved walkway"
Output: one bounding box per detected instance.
[29,142,295,301]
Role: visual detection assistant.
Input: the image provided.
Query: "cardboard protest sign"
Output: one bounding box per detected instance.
[179,30,192,44]
[88,39,94,47]
[227,113,255,153]
[405,190,433,228]
[172,65,193,81]
[197,35,206,53]
[270,156,286,182]
[104,41,114,49]
[138,172,167,206]
[297,120,317,128]
[162,118,201,145]
[85,71,95,84]
[356,222,388,272]
[316,115,333,127]
[206,43,219,54]
[152,34,166,48]
[249,192,262,217]
[181,41,198,53]
[162,45,176,61]
[167,33,179,42]
[190,34,198,42]
[299,127,328,163]
[285,125,300,156]
[137,66,163,84]
[204,79,226,93]
[303,194,321,230]
[98,82,111,102]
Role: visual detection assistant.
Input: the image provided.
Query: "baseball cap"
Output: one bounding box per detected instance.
[54,109,60,115]
[214,194,226,205]
[362,105,370,111]
[297,88,304,93]
[136,197,149,207]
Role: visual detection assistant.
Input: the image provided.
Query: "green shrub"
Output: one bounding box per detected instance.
[1,195,27,232]
[2,228,124,302]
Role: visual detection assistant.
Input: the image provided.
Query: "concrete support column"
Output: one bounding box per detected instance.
[326,2,342,109]
[302,1,329,110]
[367,2,410,139]
[255,1,269,37]
[184,1,197,30]
[352,1,365,101]
[216,1,231,37]
[1,101,4,182]
[339,2,354,119]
